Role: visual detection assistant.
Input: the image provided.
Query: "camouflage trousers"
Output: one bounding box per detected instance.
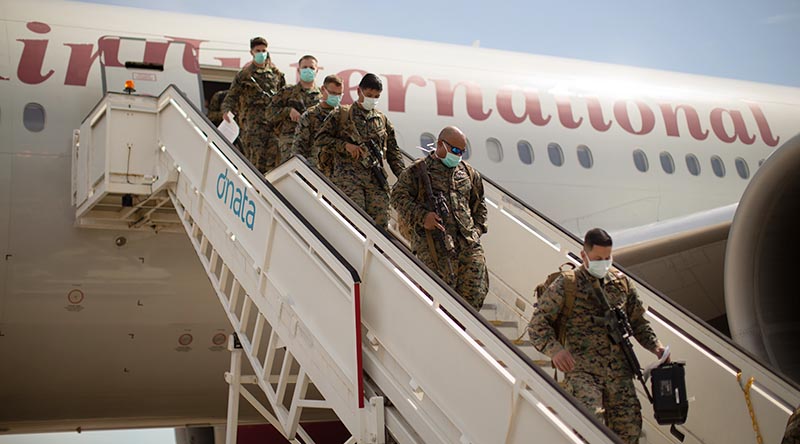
[331,170,390,228]
[277,134,295,165]
[240,123,279,175]
[414,234,488,311]
[783,406,800,444]
[563,371,642,444]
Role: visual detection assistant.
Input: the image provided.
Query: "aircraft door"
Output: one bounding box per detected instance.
[100,36,203,109]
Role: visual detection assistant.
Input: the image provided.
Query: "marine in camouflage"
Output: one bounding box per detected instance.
[528,266,662,443]
[292,102,335,171]
[265,82,320,166]
[207,89,228,126]
[391,154,489,310]
[316,103,405,228]
[221,61,285,173]
[783,406,800,444]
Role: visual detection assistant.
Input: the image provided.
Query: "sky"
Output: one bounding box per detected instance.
[78,0,800,88]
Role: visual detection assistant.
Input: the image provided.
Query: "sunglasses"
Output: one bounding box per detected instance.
[442,140,465,156]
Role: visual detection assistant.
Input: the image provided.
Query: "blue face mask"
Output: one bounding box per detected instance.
[441,152,462,168]
[253,52,268,65]
[325,94,342,107]
[300,68,316,82]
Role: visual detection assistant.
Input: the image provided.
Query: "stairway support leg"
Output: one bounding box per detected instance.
[225,334,243,444]
[361,396,386,444]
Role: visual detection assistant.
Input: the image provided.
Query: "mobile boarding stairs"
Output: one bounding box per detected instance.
[72,86,800,444]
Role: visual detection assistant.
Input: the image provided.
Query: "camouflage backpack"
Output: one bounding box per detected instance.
[317,104,350,177]
[534,262,579,349]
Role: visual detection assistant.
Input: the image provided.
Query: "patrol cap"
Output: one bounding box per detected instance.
[250,37,269,49]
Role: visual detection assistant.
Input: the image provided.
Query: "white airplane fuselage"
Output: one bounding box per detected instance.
[1,0,799,433]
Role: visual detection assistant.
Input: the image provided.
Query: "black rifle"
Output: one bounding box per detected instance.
[590,280,654,403]
[364,140,389,190]
[416,161,456,283]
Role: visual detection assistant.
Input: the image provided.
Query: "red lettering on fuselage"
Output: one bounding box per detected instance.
[586,97,612,132]
[495,86,552,126]
[214,57,241,69]
[614,100,656,135]
[64,37,122,86]
[11,20,783,148]
[659,104,710,140]
[555,96,583,129]
[748,103,781,147]
[710,108,757,144]
[17,22,55,85]
[384,74,426,112]
[431,79,492,121]
[164,36,206,74]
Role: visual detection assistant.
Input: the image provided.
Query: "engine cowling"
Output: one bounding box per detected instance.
[726,132,800,382]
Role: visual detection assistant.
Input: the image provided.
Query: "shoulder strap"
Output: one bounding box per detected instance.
[337,104,351,128]
[555,269,577,344]
[462,162,481,213]
[414,159,427,200]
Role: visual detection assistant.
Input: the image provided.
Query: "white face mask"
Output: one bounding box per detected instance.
[361,96,379,111]
[586,258,612,278]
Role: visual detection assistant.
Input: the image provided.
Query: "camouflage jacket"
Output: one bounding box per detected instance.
[391,155,487,248]
[291,102,334,167]
[528,266,661,378]
[207,89,228,126]
[221,62,285,126]
[266,83,320,138]
[783,406,800,444]
[316,103,405,180]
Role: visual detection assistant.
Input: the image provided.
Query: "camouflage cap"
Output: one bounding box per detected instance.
[250,37,269,49]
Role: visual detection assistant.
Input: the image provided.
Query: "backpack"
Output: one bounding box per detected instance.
[532,262,578,379]
[317,105,351,177]
[534,262,578,347]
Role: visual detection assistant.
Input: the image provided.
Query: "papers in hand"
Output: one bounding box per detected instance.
[643,345,671,382]
[218,112,239,143]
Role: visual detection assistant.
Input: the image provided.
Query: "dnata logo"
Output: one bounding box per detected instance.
[216,169,256,230]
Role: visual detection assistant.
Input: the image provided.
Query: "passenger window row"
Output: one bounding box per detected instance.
[633,149,752,179]
[419,133,758,180]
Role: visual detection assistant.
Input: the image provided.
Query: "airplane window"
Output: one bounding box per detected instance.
[547,143,564,167]
[517,140,533,165]
[577,145,593,169]
[463,138,472,160]
[711,155,726,177]
[685,154,701,176]
[23,103,46,133]
[659,151,675,174]
[735,157,750,179]
[486,138,503,163]
[633,149,649,172]
[420,132,435,151]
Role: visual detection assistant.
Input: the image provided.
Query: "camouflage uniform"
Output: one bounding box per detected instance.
[316,104,405,228]
[291,102,335,172]
[391,155,489,310]
[783,406,800,444]
[207,89,228,126]
[528,267,661,444]
[221,62,285,173]
[265,83,320,166]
